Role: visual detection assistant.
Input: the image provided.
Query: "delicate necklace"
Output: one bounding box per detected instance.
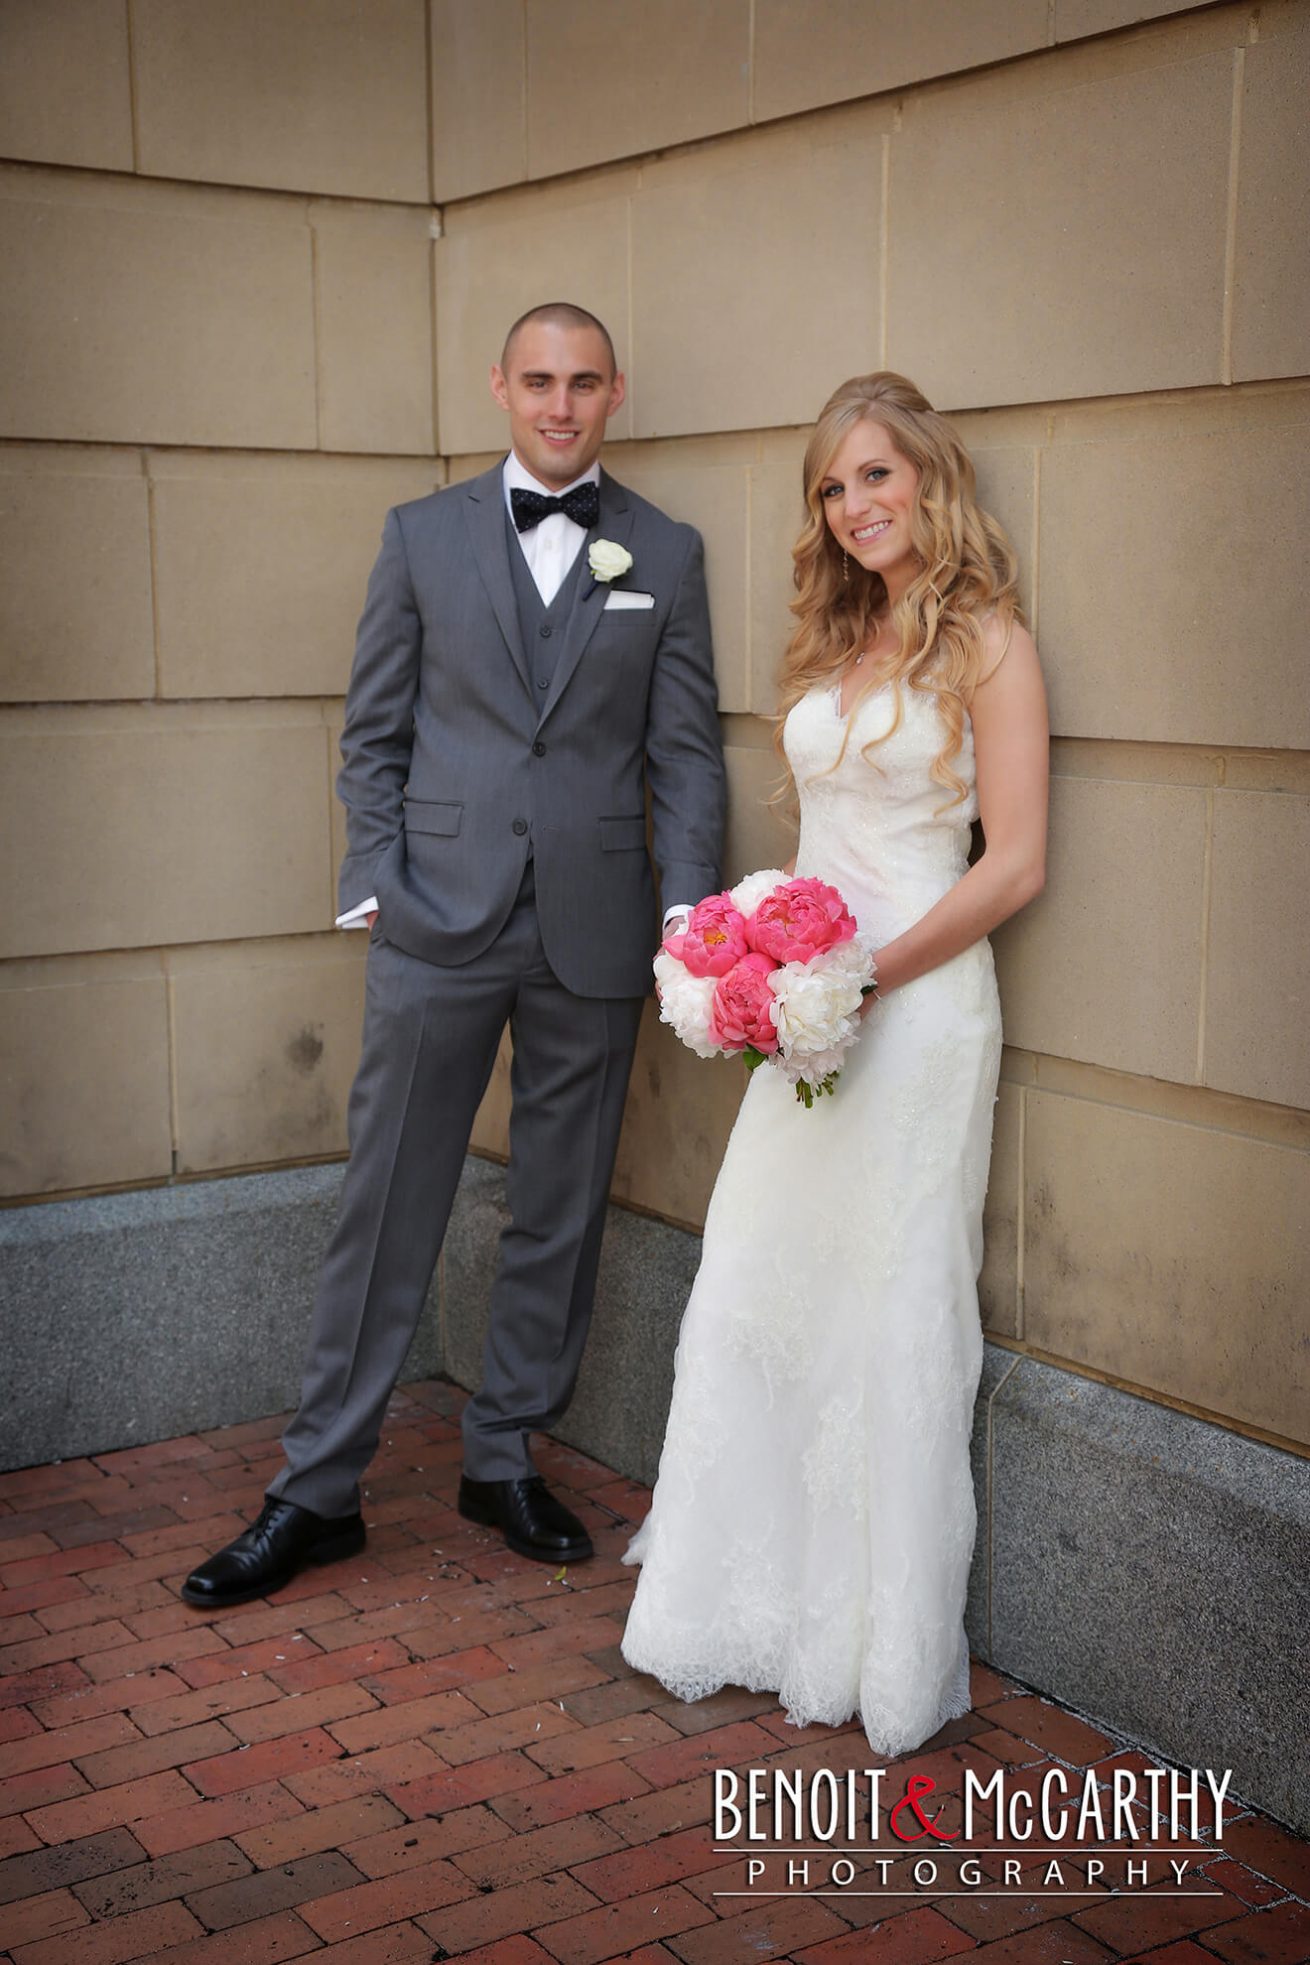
[852,612,891,669]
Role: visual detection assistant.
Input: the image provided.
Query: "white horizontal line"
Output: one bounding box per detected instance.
[712,1890,1226,1899]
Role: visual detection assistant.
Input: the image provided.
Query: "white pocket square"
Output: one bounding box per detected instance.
[604,589,656,611]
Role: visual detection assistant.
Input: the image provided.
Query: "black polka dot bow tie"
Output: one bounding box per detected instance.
[510,483,600,533]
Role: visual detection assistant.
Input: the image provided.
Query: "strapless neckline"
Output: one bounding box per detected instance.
[827,675,896,724]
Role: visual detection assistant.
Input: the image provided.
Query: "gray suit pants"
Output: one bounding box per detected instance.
[268,865,645,1515]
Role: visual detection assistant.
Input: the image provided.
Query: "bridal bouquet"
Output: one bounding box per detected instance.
[654,870,877,1106]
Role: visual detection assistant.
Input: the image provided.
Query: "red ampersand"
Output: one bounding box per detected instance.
[889,1772,960,1842]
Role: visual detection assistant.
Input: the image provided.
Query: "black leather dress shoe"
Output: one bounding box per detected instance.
[458,1475,593,1564]
[181,1498,366,1609]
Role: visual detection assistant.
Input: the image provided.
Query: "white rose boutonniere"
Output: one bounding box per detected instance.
[586,538,634,597]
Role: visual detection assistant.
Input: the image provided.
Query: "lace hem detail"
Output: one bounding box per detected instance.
[619,1597,974,1758]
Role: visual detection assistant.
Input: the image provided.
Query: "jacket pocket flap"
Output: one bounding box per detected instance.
[404,799,463,837]
[599,814,647,851]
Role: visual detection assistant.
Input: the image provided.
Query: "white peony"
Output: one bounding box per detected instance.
[653,949,721,1058]
[729,867,787,917]
[769,935,877,1085]
[588,538,634,583]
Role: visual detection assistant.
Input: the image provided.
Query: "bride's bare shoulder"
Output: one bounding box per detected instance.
[975,615,1040,692]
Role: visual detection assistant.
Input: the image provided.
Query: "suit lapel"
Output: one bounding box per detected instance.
[537,469,634,729]
[462,462,535,703]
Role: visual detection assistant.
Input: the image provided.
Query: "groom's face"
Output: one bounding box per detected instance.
[491,322,626,489]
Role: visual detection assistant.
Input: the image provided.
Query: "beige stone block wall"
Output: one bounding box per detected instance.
[0,169,318,449]
[752,0,1049,122]
[525,0,751,181]
[0,447,154,703]
[1055,0,1201,35]
[469,1036,513,1162]
[2,0,1305,1457]
[1023,1089,1307,1443]
[422,0,1227,205]
[0,0,134,173]
[311,201,437,455]
[886,40,1233,409]
[169,937,366,1174]
[130,0,430,202]
[633,114,888,440]
[994,775,1207,1084]
[150,454,444,700]
[1035,391,1310,747]
[1206,790,1310,1110]
[0,954,172,1197]
[722,739,797,887]
[0,704,335,960]
[0,169,439,456]
[430,0,526,202]
[1231,12,1310,382]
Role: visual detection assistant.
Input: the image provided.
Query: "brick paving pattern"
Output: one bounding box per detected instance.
[0,1380,1305,1963]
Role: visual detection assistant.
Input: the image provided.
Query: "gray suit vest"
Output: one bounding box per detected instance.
[504,508,589,697]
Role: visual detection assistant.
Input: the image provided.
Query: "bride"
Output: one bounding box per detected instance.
[621,371,1049,1756]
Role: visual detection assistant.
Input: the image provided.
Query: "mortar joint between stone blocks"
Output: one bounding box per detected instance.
[1220,44,1245,390]
[124,0,143,176]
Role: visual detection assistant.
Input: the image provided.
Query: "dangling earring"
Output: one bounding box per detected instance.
[841,550,849,584]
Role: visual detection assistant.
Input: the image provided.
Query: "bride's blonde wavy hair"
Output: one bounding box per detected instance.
[776,371,1022,809]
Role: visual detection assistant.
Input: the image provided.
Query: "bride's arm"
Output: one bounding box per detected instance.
[865,620,1049,1000]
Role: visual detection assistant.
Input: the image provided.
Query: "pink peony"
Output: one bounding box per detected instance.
[663,892,750,979]
[708,952,780,1053]
[747,876,858,965]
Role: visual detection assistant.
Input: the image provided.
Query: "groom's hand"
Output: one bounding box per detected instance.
[656,906,690,1004]
[366,910,378,928]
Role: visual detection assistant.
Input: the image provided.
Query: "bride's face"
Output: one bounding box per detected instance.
[818,419,920,595]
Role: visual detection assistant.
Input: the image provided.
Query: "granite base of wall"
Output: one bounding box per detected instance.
[2,1154,1305,1832]
[977,1352,1309,1835]
[0,1164,441,1470]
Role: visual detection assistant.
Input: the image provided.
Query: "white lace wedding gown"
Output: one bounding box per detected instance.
[621,678,1003,1756]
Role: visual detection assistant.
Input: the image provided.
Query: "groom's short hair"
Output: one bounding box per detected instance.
[501,303,618,377]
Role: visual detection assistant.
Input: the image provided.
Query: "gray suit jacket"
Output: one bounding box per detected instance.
[336,461,727,998]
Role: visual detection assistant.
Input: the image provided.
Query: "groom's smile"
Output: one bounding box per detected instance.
[490,315,627,489]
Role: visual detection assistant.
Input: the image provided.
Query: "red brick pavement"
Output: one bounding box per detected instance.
[0,1380,1304,1964]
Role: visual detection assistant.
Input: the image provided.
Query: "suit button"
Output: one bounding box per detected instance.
[539,625,552,638]
[537,677,549,689]
[512,818,528,836]
[532,740,546,757]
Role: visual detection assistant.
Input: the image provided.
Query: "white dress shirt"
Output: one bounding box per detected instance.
[337,452,689,934]
[502,448,598,605]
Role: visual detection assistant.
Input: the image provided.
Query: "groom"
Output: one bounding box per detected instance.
[183,303,725,1607]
